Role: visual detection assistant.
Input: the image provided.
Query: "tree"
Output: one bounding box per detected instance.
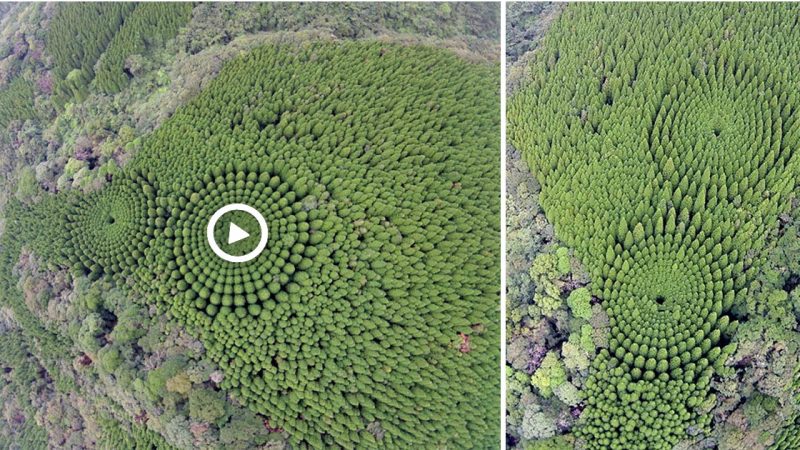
[188,389,227,425]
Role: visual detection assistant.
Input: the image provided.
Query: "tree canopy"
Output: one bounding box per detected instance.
[5,41,500,449]
[509,4,800,448]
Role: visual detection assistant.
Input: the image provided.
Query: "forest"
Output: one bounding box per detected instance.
[508,3,800,450]
[0,3,500,449]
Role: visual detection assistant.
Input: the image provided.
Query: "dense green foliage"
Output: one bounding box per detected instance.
[7,42,499,448]
[97,417,177,450]
[4,195,73,266]
[46,3,135,103]
[46,3,189,102]
[181,2,499,55]
[0,77,36,127]
[94,3,192,94]
[0,420,47,450]
[1,3,499,448]
[0,332,48,450]
[773,423,800,450]
[509,4,800,448]
[0,201,76,393]
[46,3,134,80]
[64,170,160,278]
[769,370,800,449]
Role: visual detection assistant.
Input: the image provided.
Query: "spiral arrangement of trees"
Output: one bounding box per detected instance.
[6,42,500,449]
[509,4,800,448]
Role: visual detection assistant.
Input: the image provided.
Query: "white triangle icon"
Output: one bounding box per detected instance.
[228,222,250,244]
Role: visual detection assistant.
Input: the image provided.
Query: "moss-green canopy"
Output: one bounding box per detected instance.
[510,4,800,448]
[7,42,500,449]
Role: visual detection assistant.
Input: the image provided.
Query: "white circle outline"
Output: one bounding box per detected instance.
[206,203,268,263]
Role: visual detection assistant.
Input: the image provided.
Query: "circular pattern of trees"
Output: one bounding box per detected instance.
[154,164,338,326]
[65,171,160,279]
[510,4,800,448]
[12,42,500,448]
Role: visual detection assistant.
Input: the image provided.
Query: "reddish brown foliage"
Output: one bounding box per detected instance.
[459,332,471,353]
[263,418,284,433]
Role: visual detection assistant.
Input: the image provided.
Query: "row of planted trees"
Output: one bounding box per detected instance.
[46,3,190,106]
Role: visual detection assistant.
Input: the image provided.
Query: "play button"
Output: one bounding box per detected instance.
[207,203,268,263]
[228,222,250,244]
